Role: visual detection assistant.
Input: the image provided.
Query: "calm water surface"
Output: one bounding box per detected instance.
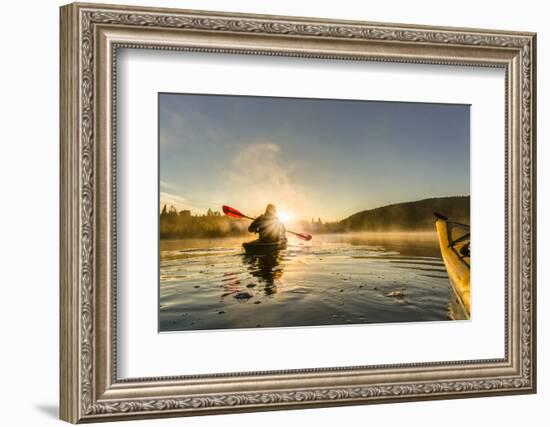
[159,233,463,332]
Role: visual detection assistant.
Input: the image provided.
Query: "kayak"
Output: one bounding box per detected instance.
[242,239,287,255]
[434,213,471,318]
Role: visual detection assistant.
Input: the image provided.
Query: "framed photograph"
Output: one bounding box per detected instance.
[60,2,537,423]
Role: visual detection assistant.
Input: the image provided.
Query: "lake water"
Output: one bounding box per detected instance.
[159,232,465,332]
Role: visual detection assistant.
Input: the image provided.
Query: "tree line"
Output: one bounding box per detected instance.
[160,205,249,239]
[159,205,338,239]
[159,196,470,239]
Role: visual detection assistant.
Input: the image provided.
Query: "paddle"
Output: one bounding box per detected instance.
[222,205,313,241]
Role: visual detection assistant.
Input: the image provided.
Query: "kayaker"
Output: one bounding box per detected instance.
[248,204,287,243]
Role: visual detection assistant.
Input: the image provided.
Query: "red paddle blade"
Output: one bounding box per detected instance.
[289,231,313,241]
[222,205,246,219]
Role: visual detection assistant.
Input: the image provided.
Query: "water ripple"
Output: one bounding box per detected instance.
[160,234,459,331]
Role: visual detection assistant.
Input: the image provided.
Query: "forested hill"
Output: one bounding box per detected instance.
[340,196,470,232]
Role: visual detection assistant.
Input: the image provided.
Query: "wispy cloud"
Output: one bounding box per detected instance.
[160,180,177,190]
[160,191,226,216]
[160,192,198,213]
[226,142,315,219]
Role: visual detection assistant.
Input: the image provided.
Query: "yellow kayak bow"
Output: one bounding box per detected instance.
[435,213,470,318]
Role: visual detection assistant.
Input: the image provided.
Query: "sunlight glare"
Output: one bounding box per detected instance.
[278,210,293,223]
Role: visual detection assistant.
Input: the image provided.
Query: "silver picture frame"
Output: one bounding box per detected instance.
[60,2,536,423]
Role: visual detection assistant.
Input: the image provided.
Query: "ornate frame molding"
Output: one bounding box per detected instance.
[60,2,536,423]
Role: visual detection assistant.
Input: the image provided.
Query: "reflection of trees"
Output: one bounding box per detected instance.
[243,253,284,295]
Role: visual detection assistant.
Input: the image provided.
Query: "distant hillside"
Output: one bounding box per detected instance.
[340,196,470,232]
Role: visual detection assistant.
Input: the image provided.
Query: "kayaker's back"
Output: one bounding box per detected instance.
[248,214,286,242]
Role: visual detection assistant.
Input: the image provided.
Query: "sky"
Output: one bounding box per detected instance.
[159,93,470,222]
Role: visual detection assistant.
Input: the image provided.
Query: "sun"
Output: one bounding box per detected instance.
[277,210,293,223]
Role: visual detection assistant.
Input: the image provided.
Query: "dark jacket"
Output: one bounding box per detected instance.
[248,214,286,242]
